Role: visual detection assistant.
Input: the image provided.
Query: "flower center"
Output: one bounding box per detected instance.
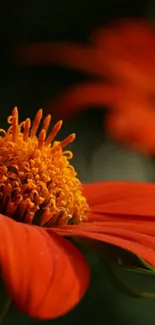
[0,107,89,226]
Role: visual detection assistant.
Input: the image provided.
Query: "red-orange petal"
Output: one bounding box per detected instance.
[82,181,155,218]
[0,215,90,319]
[45,82,118,120]
[55,224,155,267]
[54,181,155,267]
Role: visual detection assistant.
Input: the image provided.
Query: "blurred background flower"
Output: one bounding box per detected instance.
[1,0,155,324]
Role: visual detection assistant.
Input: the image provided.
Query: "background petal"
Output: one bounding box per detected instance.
[0,215,90,320]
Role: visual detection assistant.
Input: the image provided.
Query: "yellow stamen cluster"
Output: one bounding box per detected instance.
[0,107,89,226]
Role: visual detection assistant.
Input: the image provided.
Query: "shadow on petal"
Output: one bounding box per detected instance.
[55,225,155,268]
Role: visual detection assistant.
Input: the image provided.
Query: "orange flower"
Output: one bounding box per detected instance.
[13,19,155,154]
[1,107,155,320]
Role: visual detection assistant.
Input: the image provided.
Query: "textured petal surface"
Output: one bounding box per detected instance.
[56,224,155,267]
[82,181,155,217]
[0,215,90,319]
[55,181,155,267]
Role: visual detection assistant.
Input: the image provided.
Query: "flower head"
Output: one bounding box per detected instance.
[0,107,88,226]
[1,108,155,320]
[0,107,90,320]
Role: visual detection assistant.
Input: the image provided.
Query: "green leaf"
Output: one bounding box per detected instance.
[103,259,155,298]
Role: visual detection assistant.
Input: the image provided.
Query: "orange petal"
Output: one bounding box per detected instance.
[55,225,155,267]
[82,181,155,218]
[92,19,155,90]
[13,42,100,75]
[0,215,90,319]
[54,181,155,268]
[45,82,118,120]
